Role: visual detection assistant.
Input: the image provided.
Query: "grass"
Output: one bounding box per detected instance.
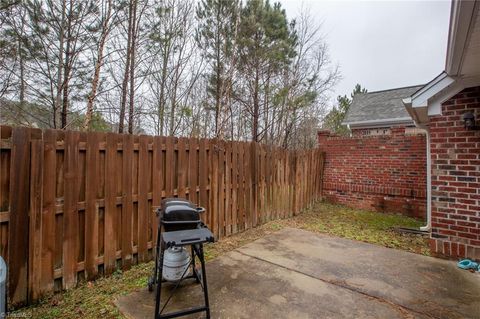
[14,201,429,319]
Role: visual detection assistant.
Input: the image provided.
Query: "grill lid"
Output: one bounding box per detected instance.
[163,205,201,222]
[159,198,204,223]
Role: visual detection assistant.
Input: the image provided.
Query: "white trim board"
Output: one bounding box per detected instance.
[343,117,413,129]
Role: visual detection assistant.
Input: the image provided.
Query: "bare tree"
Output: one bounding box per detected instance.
[118,0,134,133]
[84,0,118,130]
[146,0,203,136]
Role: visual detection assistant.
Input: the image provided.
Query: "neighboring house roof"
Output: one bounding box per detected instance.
[343,85,424,129]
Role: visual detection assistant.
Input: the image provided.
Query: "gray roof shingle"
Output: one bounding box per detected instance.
[343,85,424,126]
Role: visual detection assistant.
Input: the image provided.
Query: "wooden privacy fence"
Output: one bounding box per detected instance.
[0,125,325,305]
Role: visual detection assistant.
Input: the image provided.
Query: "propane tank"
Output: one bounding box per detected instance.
[162,247,191,282]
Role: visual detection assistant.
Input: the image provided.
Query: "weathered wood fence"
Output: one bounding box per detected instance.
[0,125,325,305]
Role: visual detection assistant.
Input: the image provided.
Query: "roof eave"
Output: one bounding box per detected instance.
[343,117,414,129]
[404,75,480,126]
[445,0,477,76]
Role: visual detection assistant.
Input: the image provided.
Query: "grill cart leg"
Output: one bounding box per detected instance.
[149,228,162,291]
[191,245,201,284]
[154,244,164,318]
[199,244,211,319]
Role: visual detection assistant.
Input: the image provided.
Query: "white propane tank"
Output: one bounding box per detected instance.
[162,247,191,282]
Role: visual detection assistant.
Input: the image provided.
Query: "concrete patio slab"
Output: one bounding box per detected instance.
[115,228,480,319]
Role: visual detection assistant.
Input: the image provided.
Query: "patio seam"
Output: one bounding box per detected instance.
[235,249,438,319]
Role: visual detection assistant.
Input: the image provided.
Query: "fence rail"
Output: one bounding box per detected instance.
[0,125,325,305]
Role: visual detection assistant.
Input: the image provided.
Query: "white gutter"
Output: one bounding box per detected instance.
[418,124,432,232]
[403,97,431,231]
[343,117,414,128]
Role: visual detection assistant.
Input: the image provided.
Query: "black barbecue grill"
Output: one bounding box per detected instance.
[149,198,214,319]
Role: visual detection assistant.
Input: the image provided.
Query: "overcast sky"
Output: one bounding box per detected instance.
[279,0,452,102]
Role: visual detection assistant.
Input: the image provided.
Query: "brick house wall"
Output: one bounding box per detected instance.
[317,127,427,218]
[429,86,480,260]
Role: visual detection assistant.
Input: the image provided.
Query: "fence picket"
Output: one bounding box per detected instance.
[85,132,101,279]
[165,137,174,197]
[177,138,187,199]
[225,142,231,236]
[40,130,56,294]
[8,127,32,304]
[210,139,219,238]
[188,138,198,205]
[231,142,238,234]
[63,131,80,290]
[198,139,208,224]
[152,136,163,251]
[218,140,225,238]
[104,133,118,274]
[121,134,134,269]
[137,135,149,263]
[28,140,43,301]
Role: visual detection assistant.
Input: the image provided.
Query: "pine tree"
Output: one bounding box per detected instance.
[236,0,296,142]
[323,84,367,135]
[196,0,240,138]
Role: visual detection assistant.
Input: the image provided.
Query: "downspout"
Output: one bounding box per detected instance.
[417,124,431,231]
[403,97,431,232]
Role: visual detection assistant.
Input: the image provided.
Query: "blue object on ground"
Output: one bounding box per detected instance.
[457,259,479,271]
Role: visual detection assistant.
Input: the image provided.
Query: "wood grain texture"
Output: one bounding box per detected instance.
[40,130,56,293]
[85,133,101,279]
[8,127,31,305]
[121,134,134,269]
[188,138,198,205]
[104,133,117,274]
[137,135,149,262]
[63,130,80,290]
[151,136,163,252]
[198,139,208,224]
[28,140,43,301]
[177,137,187,199]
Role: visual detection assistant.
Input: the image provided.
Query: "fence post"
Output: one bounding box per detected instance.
[292,150,300,215]
[250,142,258,227]
[63,131,80,290]
[85,132,101,280]
[28,139,43,302]
[8,127,32,306]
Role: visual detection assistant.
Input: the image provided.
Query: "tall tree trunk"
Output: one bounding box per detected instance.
[119,0,134,133]
[169,41,185,136]
[168,63,180,136]
[55,0,67,128]
[18,39,25,104]
[158,45,169,136]
[61,0,73,129]
[263,70,271,144]
[214,7,222,138]
[128,0,138,134]
[252,66,259,142]
[84,0,112,131]
[214,63,221,137]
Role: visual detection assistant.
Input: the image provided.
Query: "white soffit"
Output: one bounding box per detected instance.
[446,0,480,77]
[461,5,480,77]
[411,73,455,109]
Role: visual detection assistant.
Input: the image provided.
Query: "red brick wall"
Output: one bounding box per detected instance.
[430,86,480,260]
[318,127,427,218]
